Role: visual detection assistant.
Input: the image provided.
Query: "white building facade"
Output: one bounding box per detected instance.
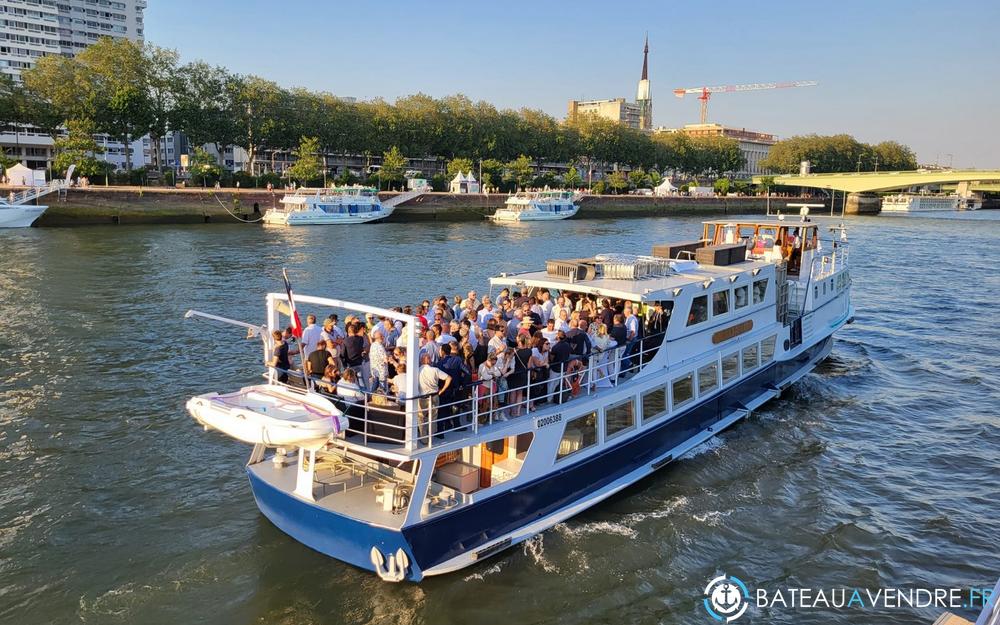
[0,0,146,171]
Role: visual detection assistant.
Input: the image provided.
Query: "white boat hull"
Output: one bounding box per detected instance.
[263,206,394,225]
[491,206,579,222]
[187,385,347,446]
[0,205,47,228]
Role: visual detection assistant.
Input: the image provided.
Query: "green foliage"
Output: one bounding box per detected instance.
[446,157,474,178]
[286,136,322,184]
[52,119,106,177]
[531,171,557,189]
[335,168,357,186]
[607,170,628,194]
[760,134,918,174]
[504,154,534,189]
[713,178,731,195]
[430,173,448,192]
[628,167,650,189]
[732,180,751,195]
[479,158,504,191]
[563,164,582,189]
[380,146,406,190]
[649,169,662,185]
[189,147,221,185]
[757,175,776,193]
[591,180,607,195]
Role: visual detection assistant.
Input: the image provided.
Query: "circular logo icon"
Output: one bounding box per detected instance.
[704,574,749,622]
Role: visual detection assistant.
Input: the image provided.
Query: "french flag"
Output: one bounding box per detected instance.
[282,268,304,338]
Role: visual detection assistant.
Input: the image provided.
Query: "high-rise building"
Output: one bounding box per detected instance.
[0,0,147,170]
[567,35,653,131]
[636,35,651,131]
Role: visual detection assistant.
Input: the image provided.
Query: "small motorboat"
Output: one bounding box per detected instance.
[187,384,348,447]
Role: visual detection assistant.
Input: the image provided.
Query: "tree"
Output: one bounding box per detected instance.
[504,154,533,190]
[446,157,474,178]
[607,170,628,194]
[713,178,731,196]
[480,158,504,191]
[563,164,582,189]
[189,147,221,186]
[142,43,180,174]
[52,119,107,177]
[759,134,916,174]
[628,167,649,189]
[229,75,286,175]
[380,145,406,190]
[174,62,240,164]
[286,136,322,184]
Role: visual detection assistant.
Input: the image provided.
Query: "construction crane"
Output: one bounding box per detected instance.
[673,81,818,124]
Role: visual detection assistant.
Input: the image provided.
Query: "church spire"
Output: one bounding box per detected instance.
[641,33,649,81]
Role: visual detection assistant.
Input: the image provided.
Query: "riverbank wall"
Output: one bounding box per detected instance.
[31,187,829,226]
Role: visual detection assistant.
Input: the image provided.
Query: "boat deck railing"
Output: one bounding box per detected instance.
[269,331,666,453]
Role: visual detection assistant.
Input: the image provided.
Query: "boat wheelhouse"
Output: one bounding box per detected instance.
[263,186,392,225]
[491,190,579,222]
[185,217,853,582]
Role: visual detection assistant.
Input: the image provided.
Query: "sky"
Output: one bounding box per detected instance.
[146,0,1000,168]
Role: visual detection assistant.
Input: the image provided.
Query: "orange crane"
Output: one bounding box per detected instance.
[673,81,818,124]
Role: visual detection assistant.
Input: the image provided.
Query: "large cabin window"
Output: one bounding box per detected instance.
[605,399,636,439]
[742,344,759,373]
[761,336,776,364]
[697,362,719,396]
[671,373,694,409]
[641,386,668,424]
[425,433,534,516]
[753,278,768,305]
[557,412,598,460]
[712,290,730,317]
[734,285,749,309]
[722,352,740,384]
[687,295,708,326]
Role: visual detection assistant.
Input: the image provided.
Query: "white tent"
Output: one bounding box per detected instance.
[449,171,480,194]
[654,178,678,196]
[6,163,33,186]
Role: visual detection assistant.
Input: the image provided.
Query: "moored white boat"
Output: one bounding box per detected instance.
[881,193,972,213]
[0,204,47,228]
[185,215,853,582]
[263,186,393,225]
[491,190,579,222]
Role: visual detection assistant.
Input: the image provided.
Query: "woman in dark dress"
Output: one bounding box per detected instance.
[268,330,290,384]
[508,334,533,417]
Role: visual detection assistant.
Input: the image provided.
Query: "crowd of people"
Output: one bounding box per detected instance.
[267,288,672,443]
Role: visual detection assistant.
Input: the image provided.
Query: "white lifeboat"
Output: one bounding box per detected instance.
[186,384,348,447]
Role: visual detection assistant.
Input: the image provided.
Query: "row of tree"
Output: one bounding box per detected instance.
[760,134,918,173]
[13,37,748,179]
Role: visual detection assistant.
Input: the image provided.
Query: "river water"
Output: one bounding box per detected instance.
[1,212,998,625]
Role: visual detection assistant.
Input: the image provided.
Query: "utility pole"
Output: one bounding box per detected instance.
[874,154,879,173]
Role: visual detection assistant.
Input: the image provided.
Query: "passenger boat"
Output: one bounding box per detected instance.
[185,216,853,582]
[0,203,47,228]
[881,193,981,213]
[263,186,393,225]
[491,190,579,222]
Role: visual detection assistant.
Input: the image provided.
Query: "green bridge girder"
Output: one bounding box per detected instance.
[751,169,1000,193]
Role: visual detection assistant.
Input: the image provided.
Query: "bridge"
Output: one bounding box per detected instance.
[752,169,1000,193]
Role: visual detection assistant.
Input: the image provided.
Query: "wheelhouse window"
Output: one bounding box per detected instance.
[722,352,740,384]
[734,285,749,309]
[557,412,598,460]
[712,290,730,316]
[761,336,776,364]
[742,344,759,373]
[671,373,694,409]
[605,399,636,439]
[697,362,719,396]
[641,387,668,424]
[753,278,768,305]
[687,295,708,326]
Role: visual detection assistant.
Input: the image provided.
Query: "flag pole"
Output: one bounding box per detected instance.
[282,268,310,391]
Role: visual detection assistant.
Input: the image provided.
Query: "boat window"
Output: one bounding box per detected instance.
[425,433,535,516]
[671,373,694,409]
[734,285,749,309]
[721,352,740,384]
[687,295,708,326]
[742,344,759,373]
[761,336,776,364]
[753,278,768,305]
[697,362,719,396]
[605,399,636,439]
[641,387,668,424]
[712,290,730,317]
[557,412,598,460]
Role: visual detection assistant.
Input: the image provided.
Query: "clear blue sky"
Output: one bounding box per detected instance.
[147,0,999,168]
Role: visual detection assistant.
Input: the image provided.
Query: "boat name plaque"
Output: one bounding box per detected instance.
[712,320,754,344]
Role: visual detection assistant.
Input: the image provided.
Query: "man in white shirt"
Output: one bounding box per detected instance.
[300,314,322,360]
[477,297,495,329]
[460,290,479,311]
[436,321,459,346]
[417,353,452,441]
[539,291,554,324]
[368,329,389,393]
[624,304,640,373]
